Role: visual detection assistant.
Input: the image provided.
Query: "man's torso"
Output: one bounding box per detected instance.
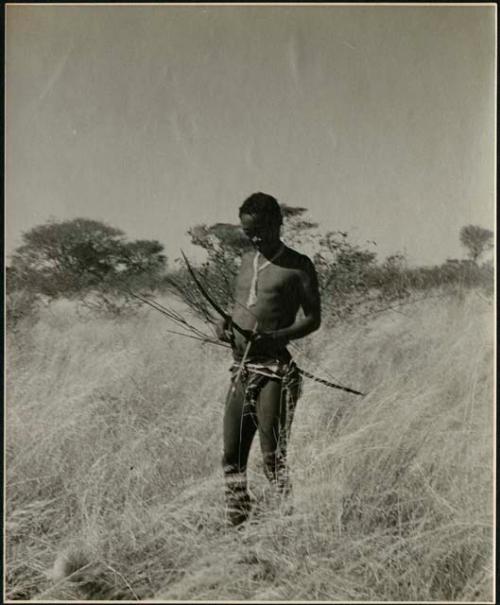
[231,246,309,359]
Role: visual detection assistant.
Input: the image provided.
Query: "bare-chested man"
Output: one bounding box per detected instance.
[216,192,321,526]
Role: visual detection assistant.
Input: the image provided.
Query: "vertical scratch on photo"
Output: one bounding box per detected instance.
[38,45,74,103]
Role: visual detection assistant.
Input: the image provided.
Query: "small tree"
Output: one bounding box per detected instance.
[459,225,493,264]
[314,231,377,320]
[8,218,167,314]
[279,204,319,246]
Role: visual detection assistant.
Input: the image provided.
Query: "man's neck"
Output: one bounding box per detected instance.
[257,240,283,259]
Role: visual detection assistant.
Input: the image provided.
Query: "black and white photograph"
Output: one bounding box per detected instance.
[4,3,496,603]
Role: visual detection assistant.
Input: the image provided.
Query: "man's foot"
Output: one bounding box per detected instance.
[226,508,249,528]
[225,493,253,528]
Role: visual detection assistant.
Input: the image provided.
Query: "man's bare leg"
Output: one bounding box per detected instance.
[222,379,257,526]
[256,379,293,497]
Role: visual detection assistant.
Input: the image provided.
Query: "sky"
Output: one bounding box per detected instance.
[5,3,496,268]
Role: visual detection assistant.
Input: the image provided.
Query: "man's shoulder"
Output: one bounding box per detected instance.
[282,245,315,271]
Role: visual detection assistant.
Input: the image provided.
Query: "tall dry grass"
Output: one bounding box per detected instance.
[5,290,494,602]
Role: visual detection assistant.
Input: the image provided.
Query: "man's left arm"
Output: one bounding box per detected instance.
[258,257,321,345]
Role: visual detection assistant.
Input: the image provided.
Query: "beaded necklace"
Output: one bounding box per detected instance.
[246,243,285,307]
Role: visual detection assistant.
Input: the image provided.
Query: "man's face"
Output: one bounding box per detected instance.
[240,213,281,252]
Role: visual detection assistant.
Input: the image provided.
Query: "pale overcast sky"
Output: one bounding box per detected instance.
[5,3,496,267]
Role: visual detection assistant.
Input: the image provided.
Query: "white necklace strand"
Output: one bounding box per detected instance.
[247,243,285,307]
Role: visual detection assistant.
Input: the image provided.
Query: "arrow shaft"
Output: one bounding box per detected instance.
[297,368,365,396]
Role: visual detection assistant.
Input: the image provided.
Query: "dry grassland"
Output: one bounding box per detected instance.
[5,290,494,602]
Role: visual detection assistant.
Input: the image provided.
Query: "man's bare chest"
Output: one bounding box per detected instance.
[235,258,298,300]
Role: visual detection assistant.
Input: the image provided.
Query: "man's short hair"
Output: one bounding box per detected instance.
[239,192,283,226]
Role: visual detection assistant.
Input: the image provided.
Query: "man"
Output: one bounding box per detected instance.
[216,192,321,526]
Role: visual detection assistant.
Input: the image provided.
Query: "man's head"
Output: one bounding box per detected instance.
[239,192,282,254]
[239,192,283,227]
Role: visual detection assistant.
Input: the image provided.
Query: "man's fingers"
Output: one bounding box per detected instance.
[248,332,266,344]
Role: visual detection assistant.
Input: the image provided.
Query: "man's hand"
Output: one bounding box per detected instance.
[215,320,289,348]
[215,318,257,343]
